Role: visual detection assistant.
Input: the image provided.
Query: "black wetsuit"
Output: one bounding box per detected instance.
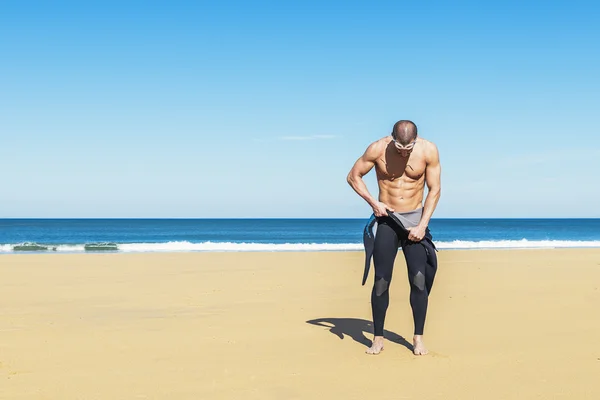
[362,212,438,336]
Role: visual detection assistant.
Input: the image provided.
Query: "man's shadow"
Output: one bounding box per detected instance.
[306,317,414,352]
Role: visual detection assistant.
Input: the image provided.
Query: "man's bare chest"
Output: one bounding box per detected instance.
[376,156,426,181]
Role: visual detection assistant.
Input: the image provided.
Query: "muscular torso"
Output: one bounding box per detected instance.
[374,138,428,212]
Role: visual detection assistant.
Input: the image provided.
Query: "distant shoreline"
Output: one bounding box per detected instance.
[3,219,600,253]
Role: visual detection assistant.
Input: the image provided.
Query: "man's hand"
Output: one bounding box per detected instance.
[407,225,427,242]
[372,201,394,217]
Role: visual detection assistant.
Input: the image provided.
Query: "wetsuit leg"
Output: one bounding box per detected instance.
[400,239,438,335]
[371,218,400,336]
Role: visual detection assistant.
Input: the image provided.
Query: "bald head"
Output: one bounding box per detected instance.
[392,120,418,145]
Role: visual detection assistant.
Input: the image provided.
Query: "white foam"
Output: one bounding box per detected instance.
[55,244,86,252]
[435,239,600,249]
[1,239,600,254]
[115,239,600,252]
[118,241,364,252]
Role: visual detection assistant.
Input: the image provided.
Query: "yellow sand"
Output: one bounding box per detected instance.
[1,249,600,399]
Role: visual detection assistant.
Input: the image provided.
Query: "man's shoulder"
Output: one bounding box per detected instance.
[418,138,440,163]
[364,136,390,157]
[418,137,437,147]
[418,138,439,152]
[372,136,392,147]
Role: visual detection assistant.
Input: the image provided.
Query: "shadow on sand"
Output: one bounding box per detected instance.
[306,317,414,352]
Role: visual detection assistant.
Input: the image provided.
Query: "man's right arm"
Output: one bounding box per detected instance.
[346,142,380,208]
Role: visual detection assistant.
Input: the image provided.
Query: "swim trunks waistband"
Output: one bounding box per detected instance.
[386,207,422,229]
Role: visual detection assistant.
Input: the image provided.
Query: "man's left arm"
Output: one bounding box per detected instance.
[419,142,441,228]
[408,142,441,242]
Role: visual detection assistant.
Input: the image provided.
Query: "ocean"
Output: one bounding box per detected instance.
[1,218,600,253]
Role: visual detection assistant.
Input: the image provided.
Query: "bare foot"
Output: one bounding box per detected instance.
[413,335,428,355]
[366,336,384,355]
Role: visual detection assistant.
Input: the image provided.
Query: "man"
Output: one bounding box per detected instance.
[346,120,442,356]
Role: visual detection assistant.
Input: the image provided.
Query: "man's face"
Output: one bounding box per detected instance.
[392,136,417,157]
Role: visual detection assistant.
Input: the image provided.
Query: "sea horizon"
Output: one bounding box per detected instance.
[2,218,600,254]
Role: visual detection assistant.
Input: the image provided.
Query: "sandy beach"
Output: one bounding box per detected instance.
[1,249,599,399]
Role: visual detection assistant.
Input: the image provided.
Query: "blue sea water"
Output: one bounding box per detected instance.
[1,218,600,253]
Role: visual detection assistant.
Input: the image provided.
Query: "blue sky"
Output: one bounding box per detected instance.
[1,0,599,218]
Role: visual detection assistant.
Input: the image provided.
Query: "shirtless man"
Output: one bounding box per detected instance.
[346,120,442,356]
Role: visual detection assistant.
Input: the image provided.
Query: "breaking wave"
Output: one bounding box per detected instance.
[2,239,600,253]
